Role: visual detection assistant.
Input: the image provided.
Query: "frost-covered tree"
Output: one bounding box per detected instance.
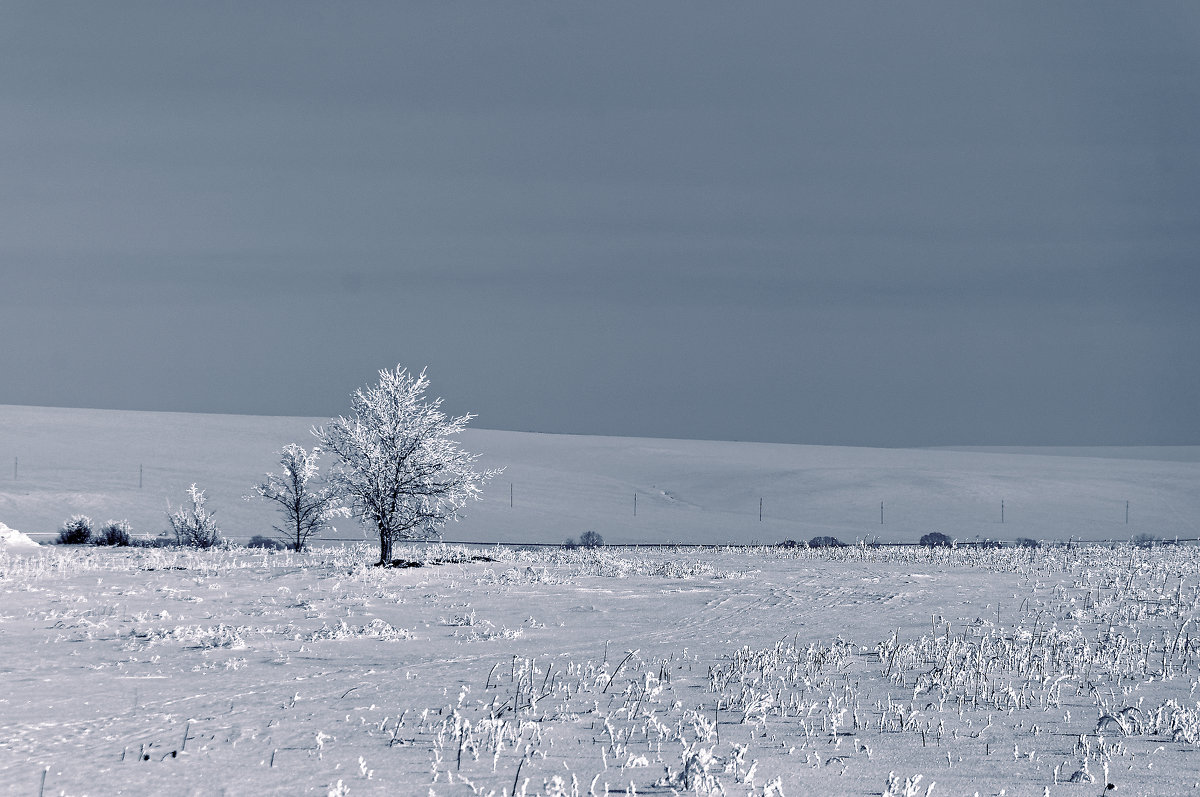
[314,366,502,565]
[919,531,953,548]
[167,484,223,548]
[579,530,604,548]
[246,444,347,552]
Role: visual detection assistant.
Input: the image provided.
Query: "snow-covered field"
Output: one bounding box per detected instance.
[2,542,1199,796]
[2,404,1198,546]
[3,405,1200,795]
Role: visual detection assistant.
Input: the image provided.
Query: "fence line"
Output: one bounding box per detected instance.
[7,460,1186,543]
[19,529,1198,548]
[303,536,1200,548]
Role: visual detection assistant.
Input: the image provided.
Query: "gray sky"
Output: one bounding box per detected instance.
[2,2,1197,446]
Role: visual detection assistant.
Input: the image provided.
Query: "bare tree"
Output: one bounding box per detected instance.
[247,444,347,551]
[314,366,502,565]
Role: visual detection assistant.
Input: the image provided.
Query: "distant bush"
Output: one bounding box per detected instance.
[56,515,93,545]
[1015,537,1040,549]
[562,537,577,550]
[808,535,845,548]
[919,532,953,548]
[976,538,1003,549]
[167,484,223,548]
[776,539,800,549]
[95,519,133,546]
[1132,533,1161,549]
[248,534,286,550]
[579,530,604,548]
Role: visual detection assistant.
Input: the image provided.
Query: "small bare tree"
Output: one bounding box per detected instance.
[247,444,347,552]
[315,365,502,565]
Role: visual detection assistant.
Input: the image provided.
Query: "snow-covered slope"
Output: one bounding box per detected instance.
[1,404,1197,545]
[0,522,40,551]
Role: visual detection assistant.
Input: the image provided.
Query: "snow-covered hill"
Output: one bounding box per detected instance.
[1,404,1197,545]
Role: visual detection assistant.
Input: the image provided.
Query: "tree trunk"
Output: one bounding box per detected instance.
[378,528,393,566]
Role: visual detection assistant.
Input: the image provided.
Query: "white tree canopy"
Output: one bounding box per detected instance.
[314,366,501,564]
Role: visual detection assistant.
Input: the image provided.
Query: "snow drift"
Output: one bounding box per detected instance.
[0,522,41,551]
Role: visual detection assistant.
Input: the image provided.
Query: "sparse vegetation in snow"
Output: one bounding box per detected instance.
[3,538,1200,795]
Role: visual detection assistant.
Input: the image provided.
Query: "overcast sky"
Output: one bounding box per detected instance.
[1,2,1197,446]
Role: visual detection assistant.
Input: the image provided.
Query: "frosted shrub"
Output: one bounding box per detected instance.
[883,772,933,797]
[130,623,250,649]
[247,534,286,550]
[95,519,133,546]
[654,742,721,792]
[56,515,93,545]
[307,618,412,641]
[167,484,223,548]
[579,530,604,548]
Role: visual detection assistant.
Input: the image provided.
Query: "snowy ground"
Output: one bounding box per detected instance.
[2,404,1199,546]
[2,542,1199,796]
[3,405,1199,795]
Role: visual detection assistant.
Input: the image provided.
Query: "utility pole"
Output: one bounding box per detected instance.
[759,497,763,522]
[633,492,637,517]
[509,482,513,508]
[880,500,884,525]
[1126,500,1129,524]
[1001,499,1005,524]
